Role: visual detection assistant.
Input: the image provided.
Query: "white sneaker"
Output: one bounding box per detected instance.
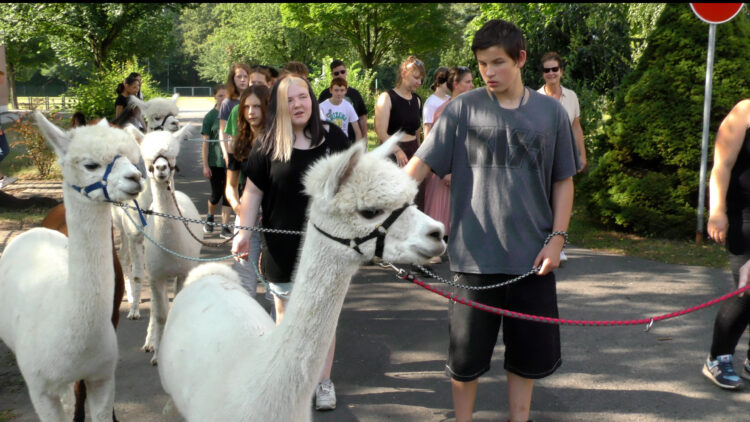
[560,251,568,262]
[315,379,336,410]
[0,176,17,189]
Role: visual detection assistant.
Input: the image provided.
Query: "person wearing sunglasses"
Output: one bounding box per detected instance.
[537,52,586,173]
[318,59,368,142]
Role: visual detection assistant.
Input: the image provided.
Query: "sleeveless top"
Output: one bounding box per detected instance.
[386,89,422,136]
[726,127,750,254]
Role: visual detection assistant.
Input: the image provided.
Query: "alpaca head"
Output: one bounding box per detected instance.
[33,111,144,203]
[127,124,191,185]
[304,133,446,264]
[128,94,180,132]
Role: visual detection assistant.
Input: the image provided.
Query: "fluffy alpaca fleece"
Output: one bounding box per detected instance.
[158,133,446,421]
[126,125,204,365]
[128,94,180,132]
[0,112,144,421]
[114,95,181,319]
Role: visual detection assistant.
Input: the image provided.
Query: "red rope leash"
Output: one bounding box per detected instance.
[403,274,750,327]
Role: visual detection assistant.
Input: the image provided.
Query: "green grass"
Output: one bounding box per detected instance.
[568,203,728,269]
[0,410,17,422]
[0,209,49,226]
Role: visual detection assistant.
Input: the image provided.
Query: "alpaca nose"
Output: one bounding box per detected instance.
[427,228,443,242]
[155,163,167,172]
[126,172,141,184]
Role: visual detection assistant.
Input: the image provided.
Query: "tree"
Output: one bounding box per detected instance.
[180,3,341,83]
[4,36,55,108]
[280,3,453,70]
[583,4,750,238]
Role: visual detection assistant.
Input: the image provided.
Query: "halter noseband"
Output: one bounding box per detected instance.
[314,203,412,259]
[150,114,176,132]
[71,155,120,201]
[70,154,147,226]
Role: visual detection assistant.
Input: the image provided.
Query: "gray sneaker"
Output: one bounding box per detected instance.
[702,354,743,390]
[315,379,336,410]
[742,358,750,381]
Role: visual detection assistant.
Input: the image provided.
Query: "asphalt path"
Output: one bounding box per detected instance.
[1,110,749,421]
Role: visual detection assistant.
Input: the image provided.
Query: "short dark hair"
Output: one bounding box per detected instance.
[471,19,525,63]
[540,52,563,70]
[330,77,348,89]
[430,67,450,92]
[330,59,345,71]
[281,61,309,80]
[250,65,272,83]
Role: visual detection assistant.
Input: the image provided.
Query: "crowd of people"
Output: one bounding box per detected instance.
[10,16,744,422]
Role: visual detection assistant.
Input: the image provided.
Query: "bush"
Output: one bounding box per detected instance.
[66,60,166,121]
[583,4,750,238]
[8,112,64,179]
[310,56,377,118]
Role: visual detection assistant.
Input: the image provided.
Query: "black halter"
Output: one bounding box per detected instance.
[314,203,412,259]
[150,113,175,131]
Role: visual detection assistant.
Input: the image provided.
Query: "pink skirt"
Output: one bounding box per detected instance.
[423,172,450,237]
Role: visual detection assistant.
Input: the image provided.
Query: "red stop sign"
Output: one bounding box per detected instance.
[690,3,744,24]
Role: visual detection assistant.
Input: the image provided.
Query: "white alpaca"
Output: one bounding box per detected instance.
[114,95,182,320]
[126,124,203,365]
[158,134,446,421]
[0,112,144,421]
[128,94,181,132]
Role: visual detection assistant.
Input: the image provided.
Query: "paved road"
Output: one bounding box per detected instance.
[1,110,749,421]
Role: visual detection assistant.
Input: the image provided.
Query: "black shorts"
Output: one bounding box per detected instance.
[446,271,562,381]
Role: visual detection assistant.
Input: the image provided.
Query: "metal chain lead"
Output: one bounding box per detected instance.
[412,263,541,291]
[112,201,304,235]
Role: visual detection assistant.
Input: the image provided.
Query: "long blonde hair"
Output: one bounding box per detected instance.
[260,76,326,162]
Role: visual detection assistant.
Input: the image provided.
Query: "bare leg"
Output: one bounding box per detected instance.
[451,378,478,422]
[319,335,336,382]
[221,205,232,226]
[507,372,533,422]
[274,296,288,326]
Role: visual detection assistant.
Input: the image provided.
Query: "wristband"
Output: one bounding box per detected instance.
[544,231,568,247]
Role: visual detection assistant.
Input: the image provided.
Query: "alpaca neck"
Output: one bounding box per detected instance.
[150,178,177,214]
[264,222,361,396]
[62,186,115,322]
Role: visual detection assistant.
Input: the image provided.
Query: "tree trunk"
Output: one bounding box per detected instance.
[7,62,18,110]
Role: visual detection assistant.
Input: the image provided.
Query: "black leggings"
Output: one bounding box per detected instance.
[0,130,9,164]
[208,166,229,207]
[710,253,750,360]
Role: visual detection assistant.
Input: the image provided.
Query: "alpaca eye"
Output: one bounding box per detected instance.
[358,209,384,219]
[84,163,100,171]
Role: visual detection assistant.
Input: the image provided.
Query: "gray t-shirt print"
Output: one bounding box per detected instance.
[416,87,579,275]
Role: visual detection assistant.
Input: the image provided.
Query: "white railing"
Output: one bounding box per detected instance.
[173,86,213,97]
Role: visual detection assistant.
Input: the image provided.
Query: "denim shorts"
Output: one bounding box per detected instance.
[446,271,562,381]
[267,281,293,300]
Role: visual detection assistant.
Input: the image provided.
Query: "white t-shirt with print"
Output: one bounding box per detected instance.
[319,99,359,138]
[423,93,450,125]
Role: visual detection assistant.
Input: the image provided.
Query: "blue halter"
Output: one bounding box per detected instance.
[70,154,147,226]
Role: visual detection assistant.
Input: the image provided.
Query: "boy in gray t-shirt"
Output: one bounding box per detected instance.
[405,19,579,422]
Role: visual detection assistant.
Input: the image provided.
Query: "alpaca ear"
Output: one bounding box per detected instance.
[32,111,70,157]
[370,131,405,160]
[171,93,180,103]
[324,140,366,198]
[124,124,145,145]
[96,118,110,128]
[172,122,192,141]
[127,95,146,112]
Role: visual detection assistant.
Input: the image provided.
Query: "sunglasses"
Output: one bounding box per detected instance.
[332,69,346,76]
[543,66,560,73]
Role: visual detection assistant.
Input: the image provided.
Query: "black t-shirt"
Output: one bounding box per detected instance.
[243,123,352,282]
[386,89,422,136]
[227,153,247,191]
[318,87,368,141]
[115,94,129,108]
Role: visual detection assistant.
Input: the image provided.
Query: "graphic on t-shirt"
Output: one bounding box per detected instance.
[325,110,347,130]
[467,126,543,169]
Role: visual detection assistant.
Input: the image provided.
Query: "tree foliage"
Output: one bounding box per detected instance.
[583,4,750,238]
[180,3,341,83]
[281,3,453,70]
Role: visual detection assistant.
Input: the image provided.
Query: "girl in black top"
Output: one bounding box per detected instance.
[226,84,270,297]
[114,75,145,130]
[231,76,350,406]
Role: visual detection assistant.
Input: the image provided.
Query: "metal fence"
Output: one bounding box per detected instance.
[173,86,213,97]
[14,96,79,111]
